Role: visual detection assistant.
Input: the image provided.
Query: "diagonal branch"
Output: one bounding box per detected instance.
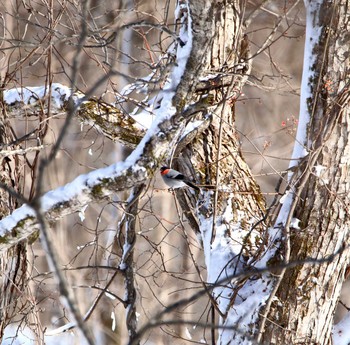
[3,85,145,148]
[0,0,214,258]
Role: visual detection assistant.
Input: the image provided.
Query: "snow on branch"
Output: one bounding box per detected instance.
[274,0,323,227]
[3,83,145,148]
[0,0,197,255]
[290,0,322,166]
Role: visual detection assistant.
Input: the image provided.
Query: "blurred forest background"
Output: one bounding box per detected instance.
[2,0,341,344]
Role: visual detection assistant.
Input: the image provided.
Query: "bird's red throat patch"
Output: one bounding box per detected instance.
[160,168,170,175]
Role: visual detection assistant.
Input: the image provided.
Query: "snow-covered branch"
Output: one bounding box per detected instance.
[3,84,145,148]
[0,0,210,255]
[0,0,218,259]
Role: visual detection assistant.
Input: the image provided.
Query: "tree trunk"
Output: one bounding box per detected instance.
[260,1,350,344]
[174,0,267,342]
[176,1,350,344]
[0,112,29,338]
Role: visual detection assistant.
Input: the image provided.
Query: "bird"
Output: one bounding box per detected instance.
[160,166,200,191]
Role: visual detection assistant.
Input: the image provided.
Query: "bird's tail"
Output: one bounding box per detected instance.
[185,180,200,191]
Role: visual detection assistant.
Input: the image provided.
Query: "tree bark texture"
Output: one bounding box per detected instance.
[173,1,268,341]
[119,184,145,344]
[177,1,266,249]
[0,112,29,338]
[262,1,350,344]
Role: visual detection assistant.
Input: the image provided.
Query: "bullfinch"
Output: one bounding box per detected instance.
[160,166,200,191]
